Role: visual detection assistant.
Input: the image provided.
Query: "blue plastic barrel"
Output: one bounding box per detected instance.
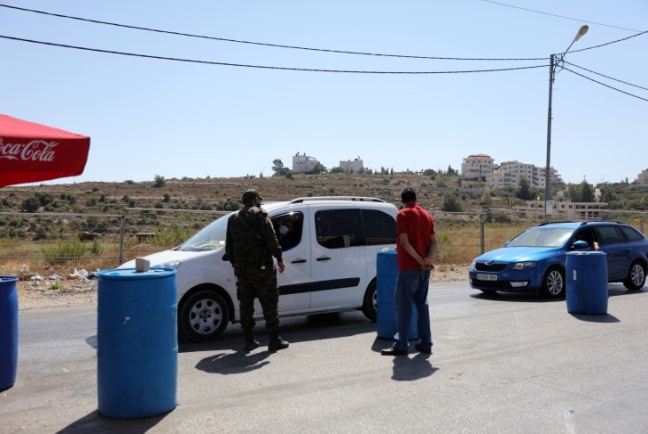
[0,276,19,392]
[376,250,418,340]
[566,251,608,315]
[97,267,177,418]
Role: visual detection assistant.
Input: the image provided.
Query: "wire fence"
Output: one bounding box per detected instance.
[0,207,646,277]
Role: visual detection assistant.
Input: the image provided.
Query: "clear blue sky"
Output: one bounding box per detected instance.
[1,0,646,186]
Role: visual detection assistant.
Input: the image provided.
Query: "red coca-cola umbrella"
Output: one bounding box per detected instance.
[0,115,90,187]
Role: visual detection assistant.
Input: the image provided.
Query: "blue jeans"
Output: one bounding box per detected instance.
[393,269,432,350]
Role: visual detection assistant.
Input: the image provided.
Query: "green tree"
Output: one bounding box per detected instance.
[271,158,291,177]
[21,197,40,213]
[154,174,166,188]
[581,181,596,202]
[567,183,582,202]
[516,177,535,200]
[35,192,54,206]
[480,187,493,206]
[442,192,463,212]
[599,186,616,203]
[311,163,327,174]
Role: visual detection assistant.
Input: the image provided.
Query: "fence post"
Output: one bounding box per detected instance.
[118,213,125,266]
[479,213,487,254]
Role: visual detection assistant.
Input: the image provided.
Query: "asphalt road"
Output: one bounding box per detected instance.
[2,282,648,433]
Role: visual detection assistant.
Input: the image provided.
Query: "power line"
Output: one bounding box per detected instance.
[480,0,645,32]
[2,2,645,63]
[568,30,648,55]
[563,67,648,103]
[563,61,648,92]
[0,3,546,62]
[0,35,548,74]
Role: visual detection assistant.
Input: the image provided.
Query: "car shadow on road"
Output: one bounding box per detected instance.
[180,311,376,354]
[469,284,646,304]
[469,291,563,303]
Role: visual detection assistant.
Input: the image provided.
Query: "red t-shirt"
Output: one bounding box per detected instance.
[396,203,435,271]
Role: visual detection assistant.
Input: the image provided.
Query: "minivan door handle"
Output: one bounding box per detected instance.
[316,256,331,261]
[291,259,307,264]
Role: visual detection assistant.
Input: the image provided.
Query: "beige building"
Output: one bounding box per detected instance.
[339,157,364,174]
[462,154,562,189]
[461,154,495,179]
[292,153,320,173]
[515,198,608,220]
[485,160,561,189]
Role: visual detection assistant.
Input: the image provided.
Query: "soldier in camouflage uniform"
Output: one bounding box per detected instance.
[225,189,289,352]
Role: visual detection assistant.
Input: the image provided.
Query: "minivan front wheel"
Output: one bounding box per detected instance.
[179,290,230,342]
[540,266,565,298]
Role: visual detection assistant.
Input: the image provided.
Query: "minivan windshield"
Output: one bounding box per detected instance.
[507,227,574,248]
[179,212,233,251]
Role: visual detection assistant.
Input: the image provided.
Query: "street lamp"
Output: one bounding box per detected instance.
[544,25,589,215]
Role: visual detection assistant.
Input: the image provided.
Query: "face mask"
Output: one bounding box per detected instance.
[279,225,289,235]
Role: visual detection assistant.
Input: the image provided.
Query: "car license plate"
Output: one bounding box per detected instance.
[477,273,498,281]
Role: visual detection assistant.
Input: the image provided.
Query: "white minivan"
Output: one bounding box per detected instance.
[121,197,397,341]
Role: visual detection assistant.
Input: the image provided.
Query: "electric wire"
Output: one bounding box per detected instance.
[0,35,547,74]
[1,2,645,63]
[479,0,645,32]
[0,3,546,62]
[563,60,648,92]
[568,30,648,55]
[562,68,648,102]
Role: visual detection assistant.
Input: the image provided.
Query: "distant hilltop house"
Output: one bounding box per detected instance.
[292,153,320,173]
[461,154,562,189]
[339,157,364,174]
[292,153,365,174]
[637,169,648,186]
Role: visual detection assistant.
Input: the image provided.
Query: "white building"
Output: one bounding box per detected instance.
[339,157,364,174]
[484,160,562,189]
[461,154,495,179]
[292,153,320,173]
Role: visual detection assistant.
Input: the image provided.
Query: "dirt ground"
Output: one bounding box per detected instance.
[15,264,470,310]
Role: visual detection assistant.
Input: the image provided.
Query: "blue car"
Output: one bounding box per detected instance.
[469,221,648,298]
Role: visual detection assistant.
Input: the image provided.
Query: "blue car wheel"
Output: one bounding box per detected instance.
[540,266,565,298]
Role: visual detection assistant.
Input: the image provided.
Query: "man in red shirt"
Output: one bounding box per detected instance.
[382,188,438,356]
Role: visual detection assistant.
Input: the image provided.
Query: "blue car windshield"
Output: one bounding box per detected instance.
[507,227,574,248]
[179,212,233,251]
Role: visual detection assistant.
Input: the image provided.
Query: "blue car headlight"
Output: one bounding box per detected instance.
[512,261,536,270]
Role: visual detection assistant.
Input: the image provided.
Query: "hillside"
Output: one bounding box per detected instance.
[0,173,485,214]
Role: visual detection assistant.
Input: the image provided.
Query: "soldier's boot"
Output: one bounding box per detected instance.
[244,333,260,352]
[268,333,289,351]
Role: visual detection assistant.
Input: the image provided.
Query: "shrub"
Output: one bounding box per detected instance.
[41,239,86,265]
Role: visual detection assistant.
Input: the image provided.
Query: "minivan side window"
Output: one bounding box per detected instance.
[272,212,304,252]
[315,209,365,249]
[361,209,396,246]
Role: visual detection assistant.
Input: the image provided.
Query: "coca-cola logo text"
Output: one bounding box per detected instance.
[0,138,58,162]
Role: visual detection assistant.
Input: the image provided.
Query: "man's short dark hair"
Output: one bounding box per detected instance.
[401,188,416,203]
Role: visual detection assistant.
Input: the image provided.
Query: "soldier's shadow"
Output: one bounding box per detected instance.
[195,350,271,375]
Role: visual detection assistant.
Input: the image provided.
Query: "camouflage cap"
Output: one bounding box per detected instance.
[242,189,262,202]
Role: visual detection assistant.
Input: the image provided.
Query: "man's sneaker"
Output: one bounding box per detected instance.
[415,343,432,354]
